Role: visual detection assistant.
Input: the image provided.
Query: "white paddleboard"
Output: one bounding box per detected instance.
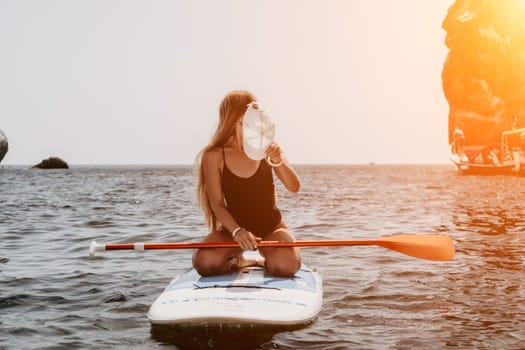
[148,252,322,327]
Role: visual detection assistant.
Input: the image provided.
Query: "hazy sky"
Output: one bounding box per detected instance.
[0,0,453,165]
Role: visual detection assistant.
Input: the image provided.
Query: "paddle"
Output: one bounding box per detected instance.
[90,234,454,261]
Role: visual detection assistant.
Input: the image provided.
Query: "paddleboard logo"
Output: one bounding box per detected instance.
[160,296,308,307]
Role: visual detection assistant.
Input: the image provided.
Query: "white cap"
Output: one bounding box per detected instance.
[242,102,275,160]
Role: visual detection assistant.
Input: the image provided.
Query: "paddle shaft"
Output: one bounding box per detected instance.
[90,234,455,261]
[104,240,376,250]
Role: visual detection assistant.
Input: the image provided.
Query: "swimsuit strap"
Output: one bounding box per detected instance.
[222,147,226,173]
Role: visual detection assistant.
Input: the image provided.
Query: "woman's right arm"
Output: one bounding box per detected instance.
[202,150,236,232]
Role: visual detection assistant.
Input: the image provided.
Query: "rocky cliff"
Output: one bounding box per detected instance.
[0,130,7,163]
[443,0,525,145]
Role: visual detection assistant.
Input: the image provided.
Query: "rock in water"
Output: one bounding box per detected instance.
[0,130,7,163]
[32,157,69,169]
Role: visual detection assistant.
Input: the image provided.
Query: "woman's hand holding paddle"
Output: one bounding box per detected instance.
[233,228,261,251]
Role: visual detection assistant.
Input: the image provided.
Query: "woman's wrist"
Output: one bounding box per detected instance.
[267,154,284,167]
[231,226,244,238]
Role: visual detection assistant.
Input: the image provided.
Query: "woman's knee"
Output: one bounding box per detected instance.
[192,248,240,276]
[266,263,299,278]
[194,264,220,277]
[265,256,301,278]
[192,249,221,276]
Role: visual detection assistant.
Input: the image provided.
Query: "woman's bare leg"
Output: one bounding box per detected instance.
[259,227,301,277]
[192,230,239,276]
[192,230,262,276]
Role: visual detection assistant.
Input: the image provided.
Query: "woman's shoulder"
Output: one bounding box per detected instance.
[202,147,224,164]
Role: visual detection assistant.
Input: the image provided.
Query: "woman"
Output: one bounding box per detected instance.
[192,90,301,277]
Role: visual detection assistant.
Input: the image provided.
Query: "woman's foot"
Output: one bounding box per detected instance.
[227,255,265,270]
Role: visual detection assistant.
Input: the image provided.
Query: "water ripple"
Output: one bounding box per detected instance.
[1,165,524,349]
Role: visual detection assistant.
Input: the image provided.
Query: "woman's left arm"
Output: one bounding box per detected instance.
[266,142,300,193]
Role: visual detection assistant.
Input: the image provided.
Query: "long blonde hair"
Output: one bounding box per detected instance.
[196,90,256,231]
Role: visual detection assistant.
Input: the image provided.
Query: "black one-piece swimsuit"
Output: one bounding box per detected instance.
[221,151,281,237]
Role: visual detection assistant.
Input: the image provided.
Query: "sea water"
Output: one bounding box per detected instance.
[1,165,523,350]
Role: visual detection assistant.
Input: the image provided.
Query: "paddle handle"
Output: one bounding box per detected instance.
[89,241,163,256]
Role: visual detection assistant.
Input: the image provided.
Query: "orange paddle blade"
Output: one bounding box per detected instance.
[374,234,455,261]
